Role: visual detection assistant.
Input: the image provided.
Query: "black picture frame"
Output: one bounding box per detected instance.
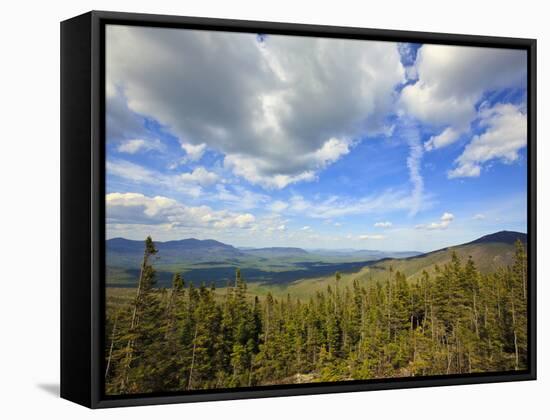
[60,10,537,409]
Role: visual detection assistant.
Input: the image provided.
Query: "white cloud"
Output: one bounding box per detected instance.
[415,212,454,230]
[269,200,289,213]
[107,159,201,197]
[448,103,527,179]
[424,127,461,151]
[106,192,255,231]
[179,167,219,186]
[106,89,146,143]
[106,26,405,189]
[473,213,486,220]
[117,138,164,154]
[213,184,269,210]
[250,213,290,235]
[223,137,353,189]
[358,234,386,240]
[374,221,392,228]
[212,213,256,229]
[223,154,316,189]
[107,159,155,184]
[107,160,218,193]
[313,137,352,166]
[181,142,206,161]
[405,126,424,216]
[286,189,432,220]
[400,45,526,137]
[301,226,311,231]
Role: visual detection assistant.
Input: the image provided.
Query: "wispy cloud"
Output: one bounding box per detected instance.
[358,234,386,240]
[117,138,164,154]
[285,189,432,220]
[399,120,425,216]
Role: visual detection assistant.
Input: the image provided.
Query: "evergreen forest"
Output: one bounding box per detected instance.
[105,236,528,395]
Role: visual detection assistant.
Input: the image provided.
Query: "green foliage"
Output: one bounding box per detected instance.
[105,238,529,394]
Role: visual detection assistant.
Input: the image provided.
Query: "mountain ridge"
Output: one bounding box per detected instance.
[107,230,526,256]
[106,230,526,288]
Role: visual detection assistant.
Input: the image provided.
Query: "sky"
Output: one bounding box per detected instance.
[105,25,528,252]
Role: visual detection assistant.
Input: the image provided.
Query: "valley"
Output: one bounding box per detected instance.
[106,230,527,300]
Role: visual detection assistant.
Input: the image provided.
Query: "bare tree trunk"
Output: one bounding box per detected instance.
[120,251,148,393]
[105,312,119,379]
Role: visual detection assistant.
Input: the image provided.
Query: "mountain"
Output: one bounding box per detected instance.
[106,237,245,267]
[306,248,421,259]
[466,230,527,246]
[276,230,528,299]
[367,230,526,279]
[258,230,528,300]
[242,247,309,258]
[106,231,526,289]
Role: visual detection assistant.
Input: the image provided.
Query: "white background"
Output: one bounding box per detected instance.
[0,0,547,418]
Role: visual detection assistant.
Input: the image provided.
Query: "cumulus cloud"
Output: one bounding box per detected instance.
[117,138,164,154]
[181,142,206,162]
[400,44,526,137]
[107,159,211,197]
[424,127,461,151]
[179,167,219,186]
[106,192,255,230]
[374,221,392,228]
[448,103,527,178]
[106,25,404,189]
[473,213,486,220]
[415,212,454,230]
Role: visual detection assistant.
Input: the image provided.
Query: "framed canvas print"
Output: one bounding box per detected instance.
[60,11,536,408]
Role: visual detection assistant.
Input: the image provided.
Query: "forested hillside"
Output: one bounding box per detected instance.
[105,236,528,395]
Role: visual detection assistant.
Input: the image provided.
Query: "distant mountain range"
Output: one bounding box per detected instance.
[106,231,527,288]
[107,237,244,261]
[106,237,418,263]
[107,237,421,261]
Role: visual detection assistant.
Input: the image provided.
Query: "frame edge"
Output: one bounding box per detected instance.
[60,11,94,408]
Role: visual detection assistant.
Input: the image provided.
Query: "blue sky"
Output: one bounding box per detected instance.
[105,25,527,252]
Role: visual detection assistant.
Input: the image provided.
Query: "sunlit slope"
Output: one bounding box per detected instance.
[252,232,526,300]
